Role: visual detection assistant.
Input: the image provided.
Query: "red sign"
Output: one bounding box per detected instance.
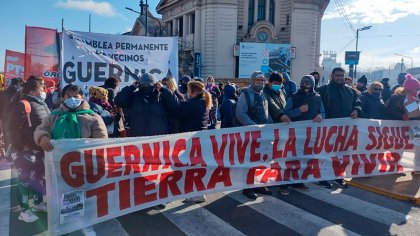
[25,26,60,83]
[3,50,25,88]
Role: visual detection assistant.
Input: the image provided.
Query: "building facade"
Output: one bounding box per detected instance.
[134,0,329,82]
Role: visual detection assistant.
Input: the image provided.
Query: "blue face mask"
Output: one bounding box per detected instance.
[64,97,83,109]
[272,84,283,91]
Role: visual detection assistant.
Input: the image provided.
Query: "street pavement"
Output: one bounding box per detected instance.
[1,160,419,236]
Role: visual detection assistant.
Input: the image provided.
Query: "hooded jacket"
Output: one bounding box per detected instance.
[236,86,272,125]
[360,93,386,119]
[220,84,237,128]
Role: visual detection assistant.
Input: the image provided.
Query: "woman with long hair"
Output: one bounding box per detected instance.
[360,81,386,119]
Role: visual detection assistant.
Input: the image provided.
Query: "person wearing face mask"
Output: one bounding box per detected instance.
[264,72,289,123]
[317,67,362,189]
[34,84,107,236]
[236,71,273,200]
[7,76,50,223]
[179,75,192,95]
[386,73,420,121]
[360,82,386,119]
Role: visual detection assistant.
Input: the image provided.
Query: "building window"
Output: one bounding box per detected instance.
[269,0,274,24]
[179,17,183,37]
[190,13,195,34]
[248,0,254,26]
[258,0,265,21]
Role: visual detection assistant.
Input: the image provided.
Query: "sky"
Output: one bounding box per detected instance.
[0,0,419,73]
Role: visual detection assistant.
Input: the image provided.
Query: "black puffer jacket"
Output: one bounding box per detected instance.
[115,85,179,137]
[317,81,362,118]
[360,93,386,119]
[179,96,209,132]
[7,94,50,150]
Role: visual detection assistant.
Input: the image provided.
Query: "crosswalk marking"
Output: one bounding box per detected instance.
[225,190,361,236]
[161,200,246,236]
[295,184,411,225]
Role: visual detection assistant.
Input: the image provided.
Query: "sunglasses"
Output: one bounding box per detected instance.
[373,88,383,92]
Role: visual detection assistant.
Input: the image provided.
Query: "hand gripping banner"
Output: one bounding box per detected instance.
[45,118,420,234]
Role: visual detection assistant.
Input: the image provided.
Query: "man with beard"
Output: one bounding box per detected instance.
[317,67,362,189]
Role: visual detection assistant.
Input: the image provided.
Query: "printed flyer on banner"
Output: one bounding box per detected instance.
[44,118,420,235]
[3,50,25,88]
[60,190,85,224]
[61,29,178,89]
[239,42,291,78]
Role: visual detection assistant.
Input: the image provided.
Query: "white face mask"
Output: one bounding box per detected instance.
[64,97,83,109]
[39,91,47,101]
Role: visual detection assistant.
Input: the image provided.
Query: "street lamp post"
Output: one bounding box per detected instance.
[394,53,413,69]
[354,26,372,79]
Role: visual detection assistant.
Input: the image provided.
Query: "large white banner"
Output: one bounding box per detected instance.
[61,29,178,89]
[45,118,420,235]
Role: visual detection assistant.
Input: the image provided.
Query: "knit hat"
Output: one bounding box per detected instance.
[403,73,420,91]
[180,75,192,84]
[89,86,108,101]
[139,73,157,86]
[300,75,315,93]
[357,75,368,84]
[250,71,265,84]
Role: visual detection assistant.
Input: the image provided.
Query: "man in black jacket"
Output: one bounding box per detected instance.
[317,67,362,188]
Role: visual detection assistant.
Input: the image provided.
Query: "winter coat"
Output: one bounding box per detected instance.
[263,84,287,122]
[89,102,114,126]
[284,90,325,121]
[179,95,209,132]
[34,101,107,146]
[100,84,118,106]
[206,83,221,108]
[236,86,272,126]
[381,84,392,103]
[115,85,178,137]
[385,93,420,120]
[360,93,386,119]
[317,82,363,119]
[8,95,50,151]
[220,85,237,128]
[168,91,185,134]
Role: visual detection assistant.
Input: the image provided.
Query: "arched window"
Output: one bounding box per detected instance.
[258,0,265,21]
[269,0,274,24]
[248,0,254,26]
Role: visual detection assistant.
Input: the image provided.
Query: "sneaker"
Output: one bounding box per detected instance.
[33,202,47,212]
[183,195,206,204]
[254,187,272,195]
[82,226,97,236]
[333,179,348,188]
[279,188,290,196]
[318,181,332,189]
[18,209,39,223]
[242,189,257,200]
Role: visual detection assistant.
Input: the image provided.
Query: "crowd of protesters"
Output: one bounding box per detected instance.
[0,67,419,235]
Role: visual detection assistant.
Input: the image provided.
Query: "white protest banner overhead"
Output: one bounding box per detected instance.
[45,118,420,235]
[60,29,178,88]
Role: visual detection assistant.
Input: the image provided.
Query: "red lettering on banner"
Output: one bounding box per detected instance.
[142,142,162,171]
[334,126,349,152]
[172,139,187,167]
[250,131,262,162]
[359,153,377,174]
[365,126,412,150]
[284,160,301,181]
[185,168,206,193]
[159,171,182,198]
[123,145,141,175]
[351,154,361,175]
[211,134,228,167]
[344,125,358,151]
[207,167,232,189]
[162,141,172,167]
[85,149,105,184]
[272,129,283,159]
[119,179,131,210]
[301,159,321,179]
[314,127,327,154]
[236,132,251,164]
[378,153,387,172]
[284,128,297,157]
[190,137,206,166]
[383,127,392,149]
[386,152,404,172]
[375,126,384,150]
[366,126,377,150]
[261,163,282,183]
[394,127,404,149]
[332,155,350,177]
[228,133,236,166]
[106,147,123,178]
[325,126,338,153]
[61,151,84,188]
[87,183,115,217]
[304,127,313,155]
[402,127,414,149]
[134,174,158,205]
[246,166,266,184]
